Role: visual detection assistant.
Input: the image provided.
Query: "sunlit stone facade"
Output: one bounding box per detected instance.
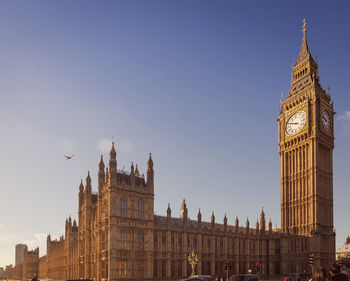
[6,21,334,281]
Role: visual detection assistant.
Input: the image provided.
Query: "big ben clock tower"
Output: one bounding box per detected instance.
[278,20,335,268]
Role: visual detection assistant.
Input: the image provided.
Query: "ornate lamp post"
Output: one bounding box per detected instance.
[188,250,200,276]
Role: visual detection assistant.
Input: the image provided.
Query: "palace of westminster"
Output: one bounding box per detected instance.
[3,21,336,281]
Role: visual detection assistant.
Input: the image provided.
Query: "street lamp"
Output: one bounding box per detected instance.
[188,250,200,276]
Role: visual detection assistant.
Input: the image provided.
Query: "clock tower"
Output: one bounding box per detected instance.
[278,20,335,267]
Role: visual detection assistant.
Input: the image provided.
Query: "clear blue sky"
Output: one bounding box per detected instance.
[0,0,349,267]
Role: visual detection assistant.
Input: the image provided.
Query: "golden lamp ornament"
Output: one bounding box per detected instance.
[188,250,200,276]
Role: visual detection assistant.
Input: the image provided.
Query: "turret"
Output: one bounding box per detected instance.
[235,216,239,232]
[135,164,139,177]
[260,207,265,232]
[246,217,250,234]
[167,203,171,218]
[211,211,215,224]
[224,213,227,231]
[147,153,154,189]
[109,141,117,186]
[85,171,92,196]
[211,211,215,231]
[98,155,105,194]
[130,162,135,186]
[47,234,51,252]
[268,218,272,232]
[79,180,84,206]
[256,219,259,235]
[197,209,202,225]
[180,199,188,221]
[167,203,171,226]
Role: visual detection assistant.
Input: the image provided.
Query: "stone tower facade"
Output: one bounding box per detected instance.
[278,19,335,268]
[75,142,155,281]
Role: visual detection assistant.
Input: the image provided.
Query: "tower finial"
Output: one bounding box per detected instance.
[302,18,307,34]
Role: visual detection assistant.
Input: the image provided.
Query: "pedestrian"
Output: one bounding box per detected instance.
[284,276,288,281]
[329,264,348,281]
[311,267,328,281]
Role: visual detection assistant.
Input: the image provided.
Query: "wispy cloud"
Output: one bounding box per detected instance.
[337,111,350,139]
[98,139,112,154]
[0,224,5,228]
[337,111,350,122]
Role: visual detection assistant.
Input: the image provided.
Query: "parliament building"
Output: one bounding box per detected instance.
[5,21,335,281]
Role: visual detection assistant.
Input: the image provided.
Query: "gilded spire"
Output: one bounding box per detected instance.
[295,19,314,65]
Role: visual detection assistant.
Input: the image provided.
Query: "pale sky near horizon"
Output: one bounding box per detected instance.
[1,0,350,268]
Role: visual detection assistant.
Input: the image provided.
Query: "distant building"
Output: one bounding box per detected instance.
[0,267,4,278]
[337,237,350,259]
[16,244,27,266]
[3,246,39,281]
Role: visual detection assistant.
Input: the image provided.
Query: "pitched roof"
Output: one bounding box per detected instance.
[295,19,314,65]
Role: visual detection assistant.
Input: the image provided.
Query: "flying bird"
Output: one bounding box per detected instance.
[65,154,74,160]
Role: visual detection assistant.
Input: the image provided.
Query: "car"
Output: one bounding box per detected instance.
[229,274,259,281]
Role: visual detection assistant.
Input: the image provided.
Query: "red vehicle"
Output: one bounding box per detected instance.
[229,274,259,281]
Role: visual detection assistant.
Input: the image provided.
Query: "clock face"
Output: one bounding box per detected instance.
[286,111,306,135]
[321,108,331,131]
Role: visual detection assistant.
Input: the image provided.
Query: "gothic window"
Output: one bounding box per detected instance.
[161,260,166,277]
[120,261,127,278]
[266,240,269,255]
[120,198,127,217]
[171,261,175,277]
[138,231,144,250]
[194,236,197,251]
[138,200,144,219]
[220,238,223,253]
[154,234,158,250]
[208,238,211,252]
[178,262,182,277]
[178,235,182,251]
[154,260,158,277]
[171,234,174,250]
[275,240,281,255]
[162,233,166,251]
[120,230,127,248]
